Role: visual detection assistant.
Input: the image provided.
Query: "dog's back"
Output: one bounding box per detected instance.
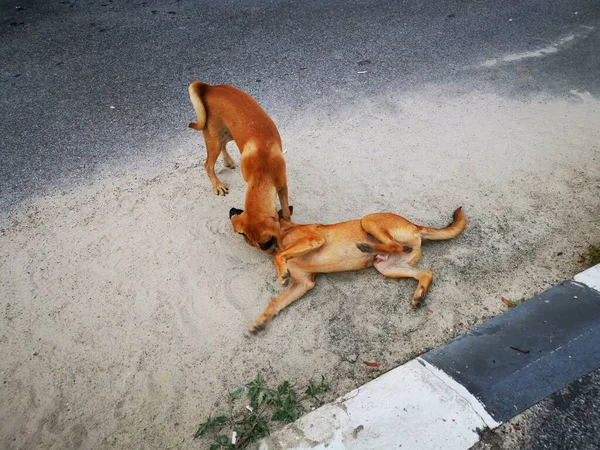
[189,81,281,151]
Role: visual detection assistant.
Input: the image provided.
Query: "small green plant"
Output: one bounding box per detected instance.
[208,435,232,450]
[234,413,270,445]
[271,381,303,422]
[228,388,244,401]
[584,244,600,267]
[194,415,229,439]
[507,297,525,307]
[245,373,272,409]
[305,375,330,406]
[194,374,330,449]
[501,296,525,308]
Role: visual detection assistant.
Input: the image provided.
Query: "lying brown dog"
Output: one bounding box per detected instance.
[188,81,291,247]
[248,207,466,333]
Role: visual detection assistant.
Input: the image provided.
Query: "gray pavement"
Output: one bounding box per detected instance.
[1,0,599,212]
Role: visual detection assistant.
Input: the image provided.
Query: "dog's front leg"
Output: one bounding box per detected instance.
[274,233,325,285]
[249,274,316,334]
[277,185,292,219]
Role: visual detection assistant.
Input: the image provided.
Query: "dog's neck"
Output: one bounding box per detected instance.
[278,219,300,236]
[245,178,278,218]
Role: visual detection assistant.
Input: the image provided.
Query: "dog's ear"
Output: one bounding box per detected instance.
[230,211,245,234]
[229,207,244,219]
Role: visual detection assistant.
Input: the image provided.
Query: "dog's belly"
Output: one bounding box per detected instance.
[373,252,411,270]
[295,245,374,274]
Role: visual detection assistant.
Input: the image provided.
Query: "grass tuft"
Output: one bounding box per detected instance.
[194,373,330,449]
[585,244,600,267]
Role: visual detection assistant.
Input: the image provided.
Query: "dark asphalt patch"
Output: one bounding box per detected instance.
[1,0,599,212]
[422,280,600,422]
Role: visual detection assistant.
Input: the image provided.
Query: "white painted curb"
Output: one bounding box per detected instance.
[574,263,600,293]
[259,359,497,450]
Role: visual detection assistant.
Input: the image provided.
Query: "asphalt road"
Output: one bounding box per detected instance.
[473,368,600,450]
[1,0,599,212]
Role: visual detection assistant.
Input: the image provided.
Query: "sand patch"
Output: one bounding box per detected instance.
[1,89,599,448]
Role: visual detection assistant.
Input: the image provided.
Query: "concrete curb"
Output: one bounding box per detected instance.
[259,264,600,450]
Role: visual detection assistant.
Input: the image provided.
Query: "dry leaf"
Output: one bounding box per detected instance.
[363,361,379,367]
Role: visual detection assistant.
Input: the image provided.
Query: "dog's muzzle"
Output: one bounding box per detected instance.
[258,236,276,251]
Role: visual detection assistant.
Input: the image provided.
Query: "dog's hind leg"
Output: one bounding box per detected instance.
[249,273,316,334]
[374,261,433,307]
[358,242,423,270]
[356,242,413,254]
[203,133,229,195]
[220,142,236,169]
[361,218,421,260]
[360,216,397,243]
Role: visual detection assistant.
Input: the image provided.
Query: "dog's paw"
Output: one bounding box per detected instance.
[213,184,229,196]
[411,295,424,308]
[248,321,266,335]
[278,269,290,286]
[224,160,236,169]
[356,243,374,253]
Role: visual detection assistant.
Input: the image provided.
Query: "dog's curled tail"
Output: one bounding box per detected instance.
[418,207,466,241]
[188,81,209,131]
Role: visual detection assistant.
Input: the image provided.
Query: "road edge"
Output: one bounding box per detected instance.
[259,264,600,450]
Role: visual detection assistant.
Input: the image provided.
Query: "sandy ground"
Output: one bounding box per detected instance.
[2,87,600,449]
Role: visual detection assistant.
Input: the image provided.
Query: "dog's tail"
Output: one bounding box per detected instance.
[418,207,466,241]
[188,81,209,131]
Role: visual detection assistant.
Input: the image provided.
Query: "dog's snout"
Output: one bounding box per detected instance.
[259,236,276,251]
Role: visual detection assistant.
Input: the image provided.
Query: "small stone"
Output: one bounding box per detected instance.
[347,354,358,363]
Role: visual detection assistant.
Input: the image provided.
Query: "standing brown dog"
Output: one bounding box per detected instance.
[188,81,291,248]
[248,207,466,333]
